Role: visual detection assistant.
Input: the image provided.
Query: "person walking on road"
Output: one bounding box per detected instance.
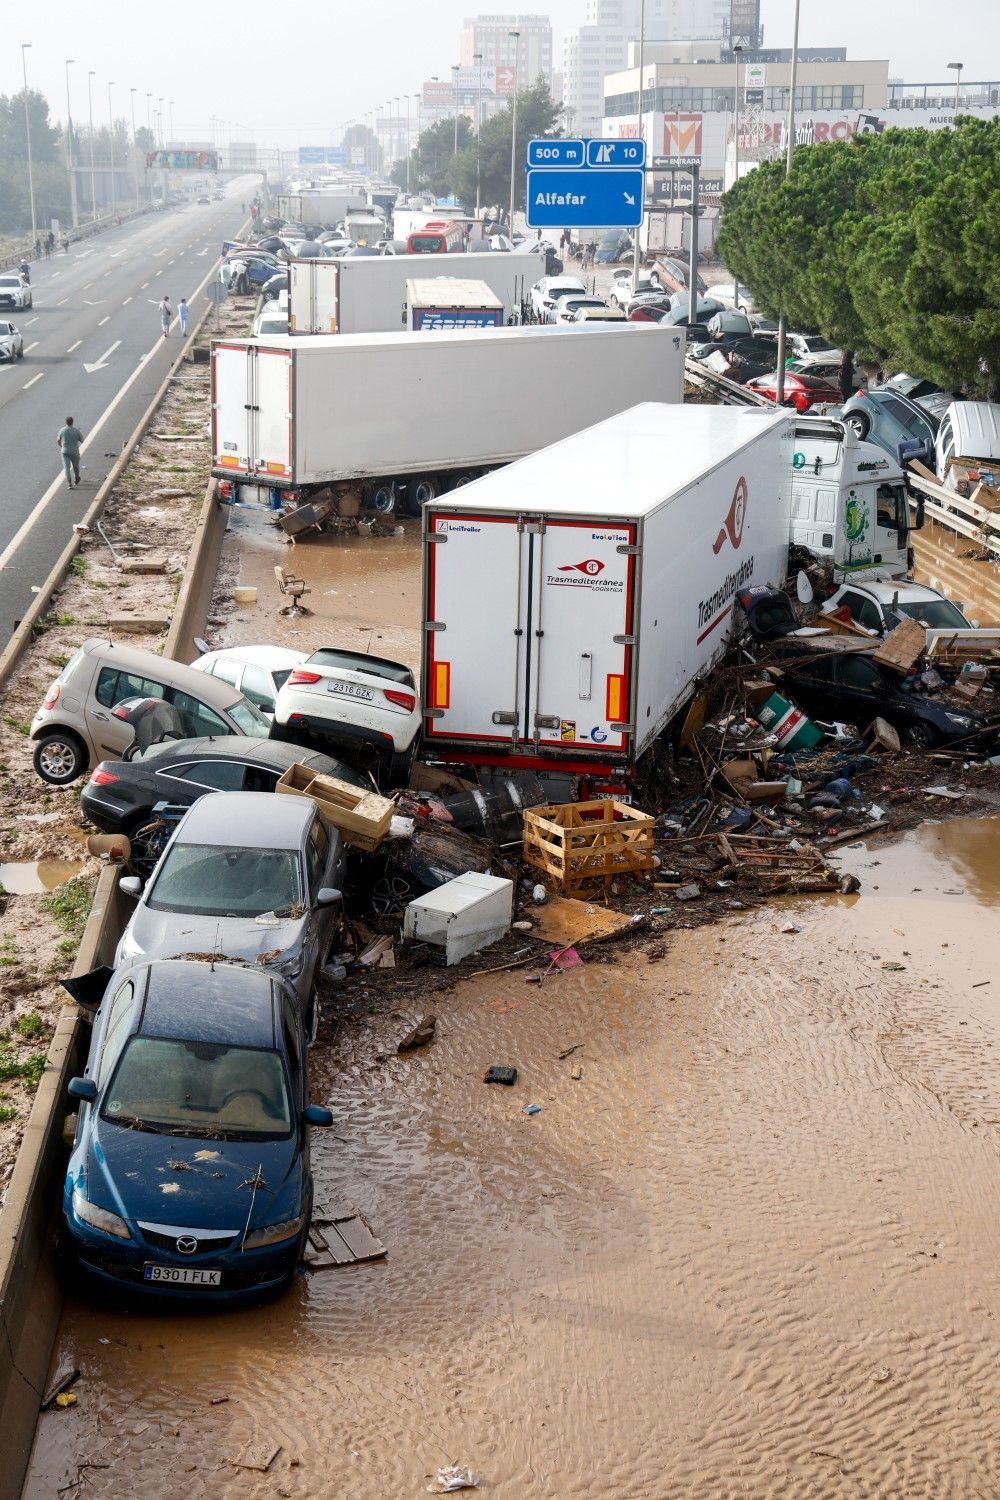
[33,237,42,260]
[159,297,172,337]
[57,416,84,489]
[178,297,189,337]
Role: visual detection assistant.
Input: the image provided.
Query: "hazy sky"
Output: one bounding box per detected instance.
[3,0,999,146]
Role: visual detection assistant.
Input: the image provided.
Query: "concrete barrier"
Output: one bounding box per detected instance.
[0,867,129,1500]
[163,478,226,664]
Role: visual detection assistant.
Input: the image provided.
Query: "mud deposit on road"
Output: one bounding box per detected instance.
[26,815,1000,1498]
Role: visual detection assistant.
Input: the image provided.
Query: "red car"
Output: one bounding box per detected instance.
[745,369,842,413]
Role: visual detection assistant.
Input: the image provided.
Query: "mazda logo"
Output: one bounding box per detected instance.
[175,1235,198,1255]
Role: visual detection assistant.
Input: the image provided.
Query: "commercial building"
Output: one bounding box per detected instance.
[458,14,554,90]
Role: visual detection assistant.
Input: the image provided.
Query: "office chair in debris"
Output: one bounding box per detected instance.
[274,565,312,618]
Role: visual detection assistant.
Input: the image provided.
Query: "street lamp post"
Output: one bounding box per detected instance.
[452,65,460,157]
[774,0,801,406]
[21,44,37,245]
[731,43,744,309]
[107,82,117,216]
[631,0,646,287]
[394,96,401,169]
[129,88,139,208]
[158,98,165,147]
[88,70,98,220]
[947,61,963,114]
[508,29,520,235]
[169,99,175,144]
[405,95,412,192]
[65,59,79,229]
[474,52,483,218]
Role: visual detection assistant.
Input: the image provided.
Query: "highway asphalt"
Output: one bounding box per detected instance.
[0,184,256,645]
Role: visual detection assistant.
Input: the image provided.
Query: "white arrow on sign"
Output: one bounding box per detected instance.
[83,339,121,374]
[624,192,636,205]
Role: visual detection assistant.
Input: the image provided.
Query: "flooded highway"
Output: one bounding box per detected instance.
[25,814,1000,1498]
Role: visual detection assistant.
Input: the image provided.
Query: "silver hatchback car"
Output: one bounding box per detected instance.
[31,639,272,785]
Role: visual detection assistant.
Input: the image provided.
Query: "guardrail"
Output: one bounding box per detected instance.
[0,205,155,273]
[906,471,1000,557]
[684,355,771,407]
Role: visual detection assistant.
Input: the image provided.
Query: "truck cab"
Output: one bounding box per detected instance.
[790,417,917,581]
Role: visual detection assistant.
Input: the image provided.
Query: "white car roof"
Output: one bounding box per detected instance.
[196,645,306,670]
[946,402,1000,462]
[837,581,945,604]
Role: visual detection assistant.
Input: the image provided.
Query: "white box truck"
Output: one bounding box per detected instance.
[288,251,533,335]
[278,189,366,226]
[420,404,794,773]
[405,278,503,330]
[211,324,685,515]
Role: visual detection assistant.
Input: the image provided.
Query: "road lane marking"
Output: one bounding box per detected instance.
[24,342,38,352]
[141,281,149,289]
[122,296,132,305]
[83,339,121,373]
[25,316,38,325]
[56,297,67,305]
[67,339,81,352]
[83,280,93,289]
[0,248,221,572]
[23,373,44,388]
[98,315,110,326]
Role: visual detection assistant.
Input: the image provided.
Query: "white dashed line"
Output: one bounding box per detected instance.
[122,296,132,305]
[56,297,67,305]
[23,372,44,388]
[25,316,38,325]
[24,341,38,352]
[67,340,81,352]
[98,315,110,325]
[141,281,149,289]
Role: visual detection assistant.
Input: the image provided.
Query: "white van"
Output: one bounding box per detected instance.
[935,401,1000,492]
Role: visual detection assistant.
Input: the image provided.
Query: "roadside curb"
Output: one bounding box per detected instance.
[0,866,128,1500]
[163,476,226,664]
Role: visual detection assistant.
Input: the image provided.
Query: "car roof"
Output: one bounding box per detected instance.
[842,581,944,603]
[140,960,278,1047]
[175,790,313,847]
[199,645,305,670]
[79,639,247,708]
[946,402,1000,460]
[141,733,357,778]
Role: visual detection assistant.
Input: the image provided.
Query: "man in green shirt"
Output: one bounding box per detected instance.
[57,417,83,488]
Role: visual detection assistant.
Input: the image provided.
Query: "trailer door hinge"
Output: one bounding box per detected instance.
[613,634,635,646]
[518,517,545,534]
[534,713,560,730]
[424,620,446,632]
[617,543,640,555]
[491,710,518,726]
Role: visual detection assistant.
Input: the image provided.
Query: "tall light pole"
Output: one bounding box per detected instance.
[508,28,520,235]
[169,99,175,143]
[65,58,79,229]
[452,65,460,157]
[88,70,98,219]
[107,81,117,215]
[773,0,800,406]
[631,0,646,287]
[129,87,139,207]
[21,44,37,245]
[405,95,412,192]
[158,98,165,146]
[474,52,483,217]
[731,43,744,309]
[947,61,963,114]
[394,96,401,168]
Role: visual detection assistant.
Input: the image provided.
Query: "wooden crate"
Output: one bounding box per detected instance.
[275,764,395,851]
[523,800,655,894]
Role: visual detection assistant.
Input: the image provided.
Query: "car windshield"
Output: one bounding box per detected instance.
[896,599,970,629]
[802,336,834,352]
[409,235,444,251]
[0,277,19,288]
[228,699,271,734]
[102,1037,291,1138]
[258,319,288,335]
[146,843,303,917]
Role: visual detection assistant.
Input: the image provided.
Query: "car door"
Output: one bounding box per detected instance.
[166,689,233,740]
[239,664,278,715]
[830,654,893,727]
[88,665,168,760]
[782,656,837,718]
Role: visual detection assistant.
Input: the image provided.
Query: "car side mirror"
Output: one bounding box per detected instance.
[68,1077,98,1103]
[119,875,143,897]
[303,1103,333,1127]
[315,886,342,908]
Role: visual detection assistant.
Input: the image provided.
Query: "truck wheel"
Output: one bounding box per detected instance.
[404,476,438,516]
[363,479,397,515]
[450,471,479,490]
[33,730,88,785]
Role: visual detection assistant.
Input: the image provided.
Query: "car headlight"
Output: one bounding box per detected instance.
[242,1212,306,1250]
[944,712,974,728]
[72,1189,132,1240]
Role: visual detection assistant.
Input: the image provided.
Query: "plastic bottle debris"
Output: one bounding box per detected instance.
[427,1466,481,1494]
[522,1103,542,1116]
[532,884,548,905]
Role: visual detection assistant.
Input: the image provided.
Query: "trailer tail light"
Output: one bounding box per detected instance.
[428,662,450,711]
[90,768,120,786]
[605,674,626,724]
[384,689,416,712]
[42,682,61,710]
[288,670,322,686]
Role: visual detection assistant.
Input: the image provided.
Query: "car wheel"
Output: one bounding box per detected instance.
[404,475,439,516]
[33,730,88,785]
[905,721,938,751]
[844,412,870,440]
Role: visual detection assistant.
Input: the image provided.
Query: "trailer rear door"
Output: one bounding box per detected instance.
[252,347,294,480]
[424,512,526,747]
[527,520,635,755]
[211,343,251,474]
[211,344,293,479]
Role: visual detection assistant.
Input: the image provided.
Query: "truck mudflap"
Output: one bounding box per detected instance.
[422,510,637,765]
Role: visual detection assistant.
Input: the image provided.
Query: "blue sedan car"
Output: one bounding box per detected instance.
[62,958,332,1300]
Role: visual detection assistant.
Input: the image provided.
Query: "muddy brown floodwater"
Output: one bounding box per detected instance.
[24,814,1000,1498]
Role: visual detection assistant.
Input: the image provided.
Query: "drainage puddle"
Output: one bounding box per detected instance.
[0,859,85,895]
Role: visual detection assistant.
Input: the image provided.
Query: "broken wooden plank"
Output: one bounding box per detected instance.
[872,617,926,675]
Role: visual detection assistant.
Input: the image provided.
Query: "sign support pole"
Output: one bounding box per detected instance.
[688,163,699,312]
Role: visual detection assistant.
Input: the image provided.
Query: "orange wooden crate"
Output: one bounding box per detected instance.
[523,799,655,894]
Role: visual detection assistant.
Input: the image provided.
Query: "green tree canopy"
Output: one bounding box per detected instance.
[717,117,1000,396]
[0,89,60,164]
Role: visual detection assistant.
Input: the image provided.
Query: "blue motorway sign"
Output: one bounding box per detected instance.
[297,146,346,166]
[526,168,644,228]
[527,138,585,168]
[585,139,646,169]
